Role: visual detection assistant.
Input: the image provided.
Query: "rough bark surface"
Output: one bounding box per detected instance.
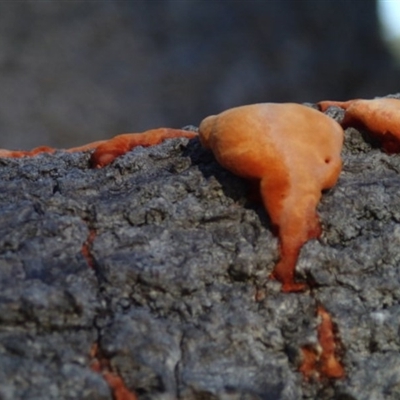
[2,97,400,399]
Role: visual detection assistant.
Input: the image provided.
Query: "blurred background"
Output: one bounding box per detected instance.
[0,0,399,149]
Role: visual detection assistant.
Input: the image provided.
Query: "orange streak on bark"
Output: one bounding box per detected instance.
[102,372,138,400]
[81,229,97,269]
[298,346,318,380]
[317,306,345,379]
[299,306,345,380]
[90,343,138,400]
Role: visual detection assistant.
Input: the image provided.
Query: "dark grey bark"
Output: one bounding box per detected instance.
[2,97,400,399]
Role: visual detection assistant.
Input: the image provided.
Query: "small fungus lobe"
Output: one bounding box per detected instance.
[318,98,400,153]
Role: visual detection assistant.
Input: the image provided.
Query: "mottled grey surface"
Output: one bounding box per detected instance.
[1,101,400,399]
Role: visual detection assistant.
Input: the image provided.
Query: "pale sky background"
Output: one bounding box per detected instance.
[378,0,400,40]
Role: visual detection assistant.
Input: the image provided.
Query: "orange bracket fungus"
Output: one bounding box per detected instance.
[198,104,343,291]
[318,98,400,153]
[0,103,344,292]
